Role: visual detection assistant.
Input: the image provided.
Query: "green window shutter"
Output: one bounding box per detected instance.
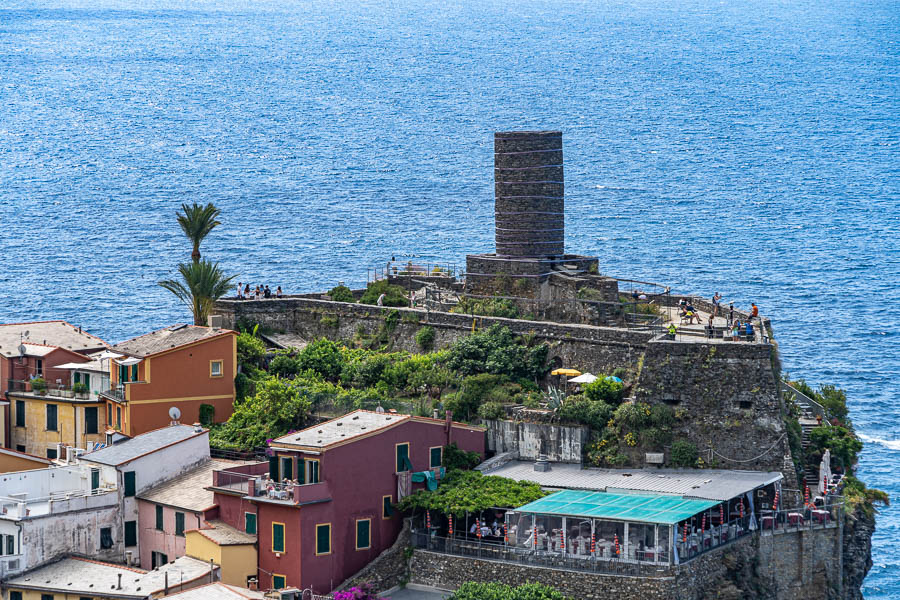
[296,457,304,484]
[46,404,58,431]
[125,521,137,546]
[309,461,320,484]
[91,469,100,491]
[272,523,285,553]
[156,505,164,530]
[85,407,98,434]
[175,512,185,537]
[268,456,278,480]
[7,535,15,554]
[10,591,22,600]
[123,471,136,497]
[356,520,370,550]
[119,364,127,382]
[430,447,442,468]
[245,513,257,535]
[273,575,286,589]
[131,364,138,381]
[396,443,409,472]
[74,372,80,384]
[316,524,330,555]
[108,403,113,426]
[15,400,24,427]
[83,373,90,388]
[116,406,121,429]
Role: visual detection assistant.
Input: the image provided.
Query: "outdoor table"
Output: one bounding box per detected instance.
[812,510,830,524]
[761,516,775,530]
[788,512,803,526]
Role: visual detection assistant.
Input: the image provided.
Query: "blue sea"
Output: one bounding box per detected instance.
[0,0,897,594]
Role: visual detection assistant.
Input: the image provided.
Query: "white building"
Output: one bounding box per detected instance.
[78,424,211,569]
[0,463,120,578]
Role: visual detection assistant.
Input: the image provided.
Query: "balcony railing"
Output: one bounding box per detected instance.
[99,386,126,402]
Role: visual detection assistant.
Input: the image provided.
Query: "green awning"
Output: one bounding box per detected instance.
[515,489,719,525]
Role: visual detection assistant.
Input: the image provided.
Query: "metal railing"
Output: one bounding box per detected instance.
[782,381,827,421]
[411,532,672,577]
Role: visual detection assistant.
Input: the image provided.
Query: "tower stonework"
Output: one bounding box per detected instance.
[465,131,605,302]
[494,131,565,258]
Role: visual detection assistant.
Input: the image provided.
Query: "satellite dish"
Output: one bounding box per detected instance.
[23,330,29,338]
[168,406,182,421]
[17,344,26,357]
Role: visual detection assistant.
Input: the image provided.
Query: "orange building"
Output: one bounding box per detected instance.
[101,325,238,436]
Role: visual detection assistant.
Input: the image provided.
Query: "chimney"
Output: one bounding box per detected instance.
[209,558,215,583]
[207,314,224,329]
[65,446,75,464]
[248,578,258,591]
[164,571,169,595]
[125,550,133,566]
[193,422,203,433]
[494,131,564,258]
[117,573,122,590]
[534,454,551,472]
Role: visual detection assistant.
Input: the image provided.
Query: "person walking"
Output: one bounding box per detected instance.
[728,303,734,326]
[237,282,243,299]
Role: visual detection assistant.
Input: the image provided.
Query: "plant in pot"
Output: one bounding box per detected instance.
[30,378,47,395]
[73,382,89,398]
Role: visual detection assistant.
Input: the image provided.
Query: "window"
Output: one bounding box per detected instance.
[175,512,185,537]
[108,403,113,426]
[396,442,410,473]
[315,523,331,555]
[125,521,137,546]
[131,364,138,381]
[152,551,168,568]
[210,360,223,377]
[306,459,320,484]
[74,372,90,387]
[85,406,99,434]
[116,406,122,430]
[118,364,127,383]
[47,448,57,460]
[7,534,15,554]
[382,495,394,519]
[9,591,22,600]
[245,512,257,535]
[41,594,53,600]
[124,471,136,497]
[268,456,278,481]
[280,457,293,483]
[430,446,442,468]
[273,574,286,590]
[100,527,113,549]
[36,359,43,376]
[91,468,100,490]
[156,505,164,530]
[272,522,285,553]
[46,404,58,431]
[739,400,753,410]
[16,445,25,453]
[356,519,371,550]
[15,400,24,427]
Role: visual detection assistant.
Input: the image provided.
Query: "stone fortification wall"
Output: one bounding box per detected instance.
[483,419,589,463]
[756,526,845,599]
[214,297,652,375]
[634,336,790,478]
[335,522,411,593]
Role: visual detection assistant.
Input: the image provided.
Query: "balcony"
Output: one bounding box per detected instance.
[99,385,126,402]
[0,554,24,578]
[6,379,92,401]
[210,469,331,506]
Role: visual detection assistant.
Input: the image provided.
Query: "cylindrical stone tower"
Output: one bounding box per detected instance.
[494,131,564,257]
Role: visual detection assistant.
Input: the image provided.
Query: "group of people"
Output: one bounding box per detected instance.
[259,475,297,500]
[237,282,282,300]
[668,296,760,341]
[469,519,504,538]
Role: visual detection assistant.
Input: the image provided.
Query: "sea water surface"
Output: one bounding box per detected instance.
[0,0,897,594]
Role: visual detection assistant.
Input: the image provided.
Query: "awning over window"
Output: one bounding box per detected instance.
[516,489,719,525]
[114,357,142,366]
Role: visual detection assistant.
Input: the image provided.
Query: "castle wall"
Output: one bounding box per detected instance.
[483,419,589,463]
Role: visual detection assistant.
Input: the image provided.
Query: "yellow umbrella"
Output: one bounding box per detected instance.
[551,368,582,377]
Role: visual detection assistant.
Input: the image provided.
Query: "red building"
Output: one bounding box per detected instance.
[209,410,485,593]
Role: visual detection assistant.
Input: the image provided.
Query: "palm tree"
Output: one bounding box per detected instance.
[176,202,222,263]
[159,260,237,326]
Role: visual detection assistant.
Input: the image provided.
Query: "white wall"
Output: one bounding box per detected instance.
[0,465,90,499]
[22,504,122,569]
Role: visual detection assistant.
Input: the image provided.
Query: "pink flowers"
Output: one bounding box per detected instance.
[333,583,387,600]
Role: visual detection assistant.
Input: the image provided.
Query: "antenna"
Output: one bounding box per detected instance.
[168,406,182,424]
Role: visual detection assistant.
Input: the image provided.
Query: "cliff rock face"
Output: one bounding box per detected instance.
[842,505,876,600]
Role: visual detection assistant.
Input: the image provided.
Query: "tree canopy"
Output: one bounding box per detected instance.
[176,202,221,263]
[158,260,236,325]
[449,582,570,600]
[397,469,547,516]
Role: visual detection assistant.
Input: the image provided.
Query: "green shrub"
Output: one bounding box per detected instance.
[296,339,344,380]
[199,404,215,426]
[477,402,506,420]
[584,377,625,405]
[234,372,253,403]
[670,441,699,467]
[359,280,408,307]
[269,353,303,378]
[557,396,614,430]
[327,285,355,303]
[613,401,652,431]
[641,427,672,448]
[237,332,266,370]
[446,325,548,381]
[415,326,436,351]
[446,373,508,420]
[210,377,312,449]
[449,582,570,600]
[442,442,483,471]
[30,377,46,392]
[650,404,675,427]
[398,470,545,515]
[320,315,339,328]
[809,425,863,469]
[72,382,89,394]
[450,296,520,319]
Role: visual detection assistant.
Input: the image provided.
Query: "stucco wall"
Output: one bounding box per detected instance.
[483,419,589,463]
[9,393,107,457]
[137,499,201,568]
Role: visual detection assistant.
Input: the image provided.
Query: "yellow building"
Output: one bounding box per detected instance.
[185,521,258,588]
[8,390,108,458]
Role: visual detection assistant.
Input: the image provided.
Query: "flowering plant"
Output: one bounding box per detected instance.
[334,583,387,600]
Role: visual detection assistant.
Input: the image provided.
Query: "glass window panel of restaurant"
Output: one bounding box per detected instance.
[505,512,534,549]
[657,525,670,562]
[532,515,563,553]
[627,523,657,561]
[593,520,625,559]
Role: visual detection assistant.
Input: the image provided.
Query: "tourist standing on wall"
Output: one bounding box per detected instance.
[237,282,243,299]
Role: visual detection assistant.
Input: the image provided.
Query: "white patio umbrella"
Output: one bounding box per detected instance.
[568,373,597,384]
